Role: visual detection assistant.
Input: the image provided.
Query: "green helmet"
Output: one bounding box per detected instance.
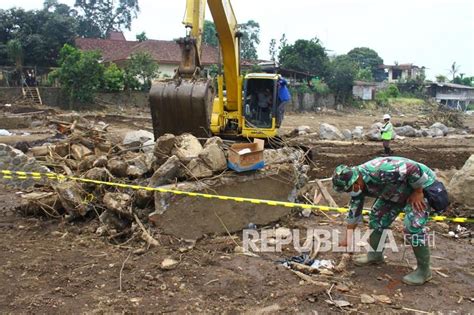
[332,165,359,192]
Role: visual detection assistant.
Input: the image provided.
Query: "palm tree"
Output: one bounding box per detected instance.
[449,62,460,81]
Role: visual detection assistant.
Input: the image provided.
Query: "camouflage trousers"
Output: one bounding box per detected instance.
[369,198,431,246]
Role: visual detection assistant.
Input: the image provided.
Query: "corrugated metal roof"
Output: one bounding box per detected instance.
[427,82,474,90]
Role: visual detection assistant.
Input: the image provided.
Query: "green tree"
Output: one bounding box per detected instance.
[347,47,383,77]
[436,75,447,83]
[203,20,218,47]
[239,20,260,60]
[136,31,148,42]
[207,64,218,77]
[310,78,330,95]
[355,67,373,82]
[0,5,77,67]
[386,84,400,98]
[103,63,124,91]
[462,76,473,86]
[327,55,357,103]
[49,44,104,106]
[124,52,159,91]
[403,75,426,98]
[74,0,139,38]
[279,37,329,78]
[278,33,288,51]
[268,34,287,63]
[452,74,473,86]
[268,39,277,62]
[6,39,23,70]
[6,39,23,85]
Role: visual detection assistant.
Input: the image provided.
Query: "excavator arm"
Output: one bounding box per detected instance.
[207,0,240,111]
[177,0,205,76]
[151,0,275,139]
[180,0,240,109]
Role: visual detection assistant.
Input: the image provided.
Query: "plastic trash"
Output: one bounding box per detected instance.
[238,148,251,155]
[310,259,334,270]
[247,223,257,229]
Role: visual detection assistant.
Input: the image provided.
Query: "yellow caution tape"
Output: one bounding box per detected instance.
[1,169,473,224]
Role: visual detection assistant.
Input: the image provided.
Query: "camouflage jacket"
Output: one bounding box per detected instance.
[347,156,436,224]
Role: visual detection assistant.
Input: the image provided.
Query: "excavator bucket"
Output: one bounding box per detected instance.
[149,78,215,139]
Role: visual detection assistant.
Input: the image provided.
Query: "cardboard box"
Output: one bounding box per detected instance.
[227,139,265,172]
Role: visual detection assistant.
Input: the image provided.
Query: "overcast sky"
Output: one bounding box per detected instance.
[2,0,473,80]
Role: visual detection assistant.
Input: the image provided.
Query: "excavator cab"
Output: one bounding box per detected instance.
[243,75,277,129]
[241,74,280,138]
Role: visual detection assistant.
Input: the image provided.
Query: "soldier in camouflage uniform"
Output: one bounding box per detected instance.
[332,156,438,285]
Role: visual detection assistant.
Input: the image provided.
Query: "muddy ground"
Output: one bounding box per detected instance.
[0,108,473,313]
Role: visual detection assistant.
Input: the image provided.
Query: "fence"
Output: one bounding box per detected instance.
[0,87,336,112]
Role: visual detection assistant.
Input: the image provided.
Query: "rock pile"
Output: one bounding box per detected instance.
[1,121,309,240]
[288,121,467,143]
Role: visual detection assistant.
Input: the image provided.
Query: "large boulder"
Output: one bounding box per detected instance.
[365,129,381,141]
[107,159,128,177]
[394,125,417,137]
[429,128,444,137]
[171,134,203,162]
[126,154,154,178]
[149,155,181,187]
[295,125,311,136]
[99,210,130,231]
[103,192,133,219]
[448,155,474,209]
[123,130,154,146]
[142,139,155,153]
[430,122,449,136]
[352,126,364,140]
[54,182,88,218]
[371,122,384,129]
[198,144,227,172]
[342,129,352,140]
[93,155,108,168]
[71,144,93,160]
[187,158,213,178]
[78,155,97,172]
[154,133,176,163]
[319,123,344,140]
[82,167,109,182]
[82,167,110,190]
[204,136,225,150]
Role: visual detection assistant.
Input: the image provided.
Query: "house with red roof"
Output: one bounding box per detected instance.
[75,32,219,78]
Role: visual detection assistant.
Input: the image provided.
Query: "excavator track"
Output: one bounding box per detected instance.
[149,78,215,139]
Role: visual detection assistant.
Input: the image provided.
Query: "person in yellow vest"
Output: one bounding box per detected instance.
[380,114,393,155]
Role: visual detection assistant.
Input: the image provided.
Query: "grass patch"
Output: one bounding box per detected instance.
[388,97,426,106]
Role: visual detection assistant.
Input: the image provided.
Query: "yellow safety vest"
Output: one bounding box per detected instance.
[381,122,393,140]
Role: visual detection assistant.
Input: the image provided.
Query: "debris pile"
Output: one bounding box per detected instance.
[1,119,309,241]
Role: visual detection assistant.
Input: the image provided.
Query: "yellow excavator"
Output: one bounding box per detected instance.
[149,0,283,139]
